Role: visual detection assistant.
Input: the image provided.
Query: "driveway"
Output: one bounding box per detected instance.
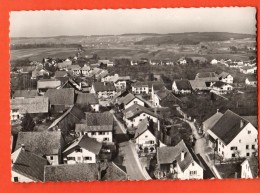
[119,141,151,180]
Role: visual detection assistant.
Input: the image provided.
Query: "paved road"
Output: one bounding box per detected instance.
[119,141,151,180]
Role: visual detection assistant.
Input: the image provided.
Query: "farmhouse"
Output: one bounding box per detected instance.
[207,110,258,160]
[14,131,65,165]
[76,93,100,112]
[245,75,257,86]
[177,57,187,65]
[81,65,91,76]
[132,81,164,95]
[68,65,81,76]
[202,110,223,134]
[10,97,48,120]
[195,72,219,85]
[75,112,114,142]
[118,93,145,110]
[189,80,208,91]
[152,88,182,108]
[31,67,49,79]
[45,88,75,112]
[157,140,203,180]
[63,135,102,164]
[218,72,234,84]
[240,66,257,74]
[241,155,258,179]
[12,147,48,182]
[213,160,243,179]
[123,104,158,128]
[172,79,192,94]
[211,81,233,95]
[90,82,117,100]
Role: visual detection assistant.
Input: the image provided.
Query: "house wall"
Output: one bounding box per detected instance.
[212,85,233,94]
[46,155,59,165]
[241,160,253,179]
[91,104,100,112]
[222,75,234,84]
[152,94,161,107]
[115,81,127,90]
[217,123,258,160]
[84,131,113,143]
[176,161,203,180]
[12,170,34,182]
[125,98,145,110]
[132,86,149,94]
[97,91,117,100]
[136,130,156,148]
[63,148,96,164]
[172,82,191,94]
[245,79,257,86]
[126,113,158,128]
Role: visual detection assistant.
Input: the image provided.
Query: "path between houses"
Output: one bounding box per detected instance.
[119,141,151,180]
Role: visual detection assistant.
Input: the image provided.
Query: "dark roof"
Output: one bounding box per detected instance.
[11,97,49,114]
[157,140,200,172]
[63,135,102,155]
[247,156,258,178]
[196,72,218,78]
[15,131,63,156]
[134,118,149,139]
[54,71,68,77]
[75,124,113,133]
[123,104,158,120]
[209,110,252,145]
[218,72,230,79]
[189,80,207,90]
[12,148,48,181]
[45,88,75,106]
[101,162,127,181]
[213,81,229,88]
[13,90,38,98]
[44,163,99,182]
[173,79,192,90]
[214,161,243,179]
[76,93,98,105]
[37,79,61,89]
[92,82,116,92]
[133,81,164,89]
[241,116,257,128]
[118,93,145,106]
[203,112,223,132]
[246,75,257,82]
[85,112,114,126]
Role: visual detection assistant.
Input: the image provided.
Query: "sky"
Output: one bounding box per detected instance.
[10,8,256,37]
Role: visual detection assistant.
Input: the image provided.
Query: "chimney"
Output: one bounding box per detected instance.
[217,109,219,114]
[240,120,244,128]
[21,144,25,151]
[181,151,185,161]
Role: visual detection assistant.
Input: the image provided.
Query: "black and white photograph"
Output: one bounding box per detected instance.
[10,7,258,182]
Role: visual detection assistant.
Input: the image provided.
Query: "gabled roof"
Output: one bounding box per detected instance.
[209,110,253,145]
[214,161,243,179]
[14,131,63,156]
[173,79,192,90]
[48,105,85,130]
[218,72,231,79]
[134,118,149,139]
[84,112,114,126]
[45,88,75,106]
[92,82,116,92]
[13,90,38,98]
[123,104,158,120]
[11,97,49,114]
[242,116,258,128]
[101,162,127,181]
[76,93,99,105]
[195,72,219,82]
[189,80,207,90]
[12,148,48,182]
[118,93,145,106]
[246,75,257,82]
[37,79,61,89]
[44,163,99,182]
[63,135,102,155]
[203,112,223,132]
[157,140,200,172]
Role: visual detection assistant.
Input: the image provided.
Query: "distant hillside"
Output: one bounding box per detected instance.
[135,32,256,45]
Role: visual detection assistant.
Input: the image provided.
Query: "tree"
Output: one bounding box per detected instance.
[21,113,35,132]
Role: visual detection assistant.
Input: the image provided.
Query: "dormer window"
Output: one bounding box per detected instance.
[248,130,251,134]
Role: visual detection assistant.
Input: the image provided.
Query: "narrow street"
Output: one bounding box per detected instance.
[119,141,151,180]
[112,113,129,143]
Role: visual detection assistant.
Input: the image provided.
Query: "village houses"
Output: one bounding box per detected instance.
[37,79,61,95]
[90,82,117,100]
[118,93,146,110]
[76,93,100,112]
[245,75,257,86]
[211,81,233,95]
[172,79,192,94]
[218,72,234,84]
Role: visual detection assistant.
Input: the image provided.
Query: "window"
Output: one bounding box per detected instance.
[255,139,257,142]
[219,141,221,145]
[104,138,109,141]
[50,156,53,160]
[145,135,148,138]
[99,132,106,135]
[67,157,75,161]
[222,144,224,148]
[191,162,194,166]
[13,177,18,182]
[91,132,96,135]
[77,157,81,161]
[75,148,82,153]
[248,130,251,134]
[84,157,92,160]
[246,153,250,157]
[232,154,236,158]
[239,139,241,143]
[252,145,255,149]
[246,145,249,149]
[230,146,237,150]
[222,151,224,155]
[190,171,197,175]
[134,101,137,104]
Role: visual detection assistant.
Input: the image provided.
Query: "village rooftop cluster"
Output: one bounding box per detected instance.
[10,50,258,182]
